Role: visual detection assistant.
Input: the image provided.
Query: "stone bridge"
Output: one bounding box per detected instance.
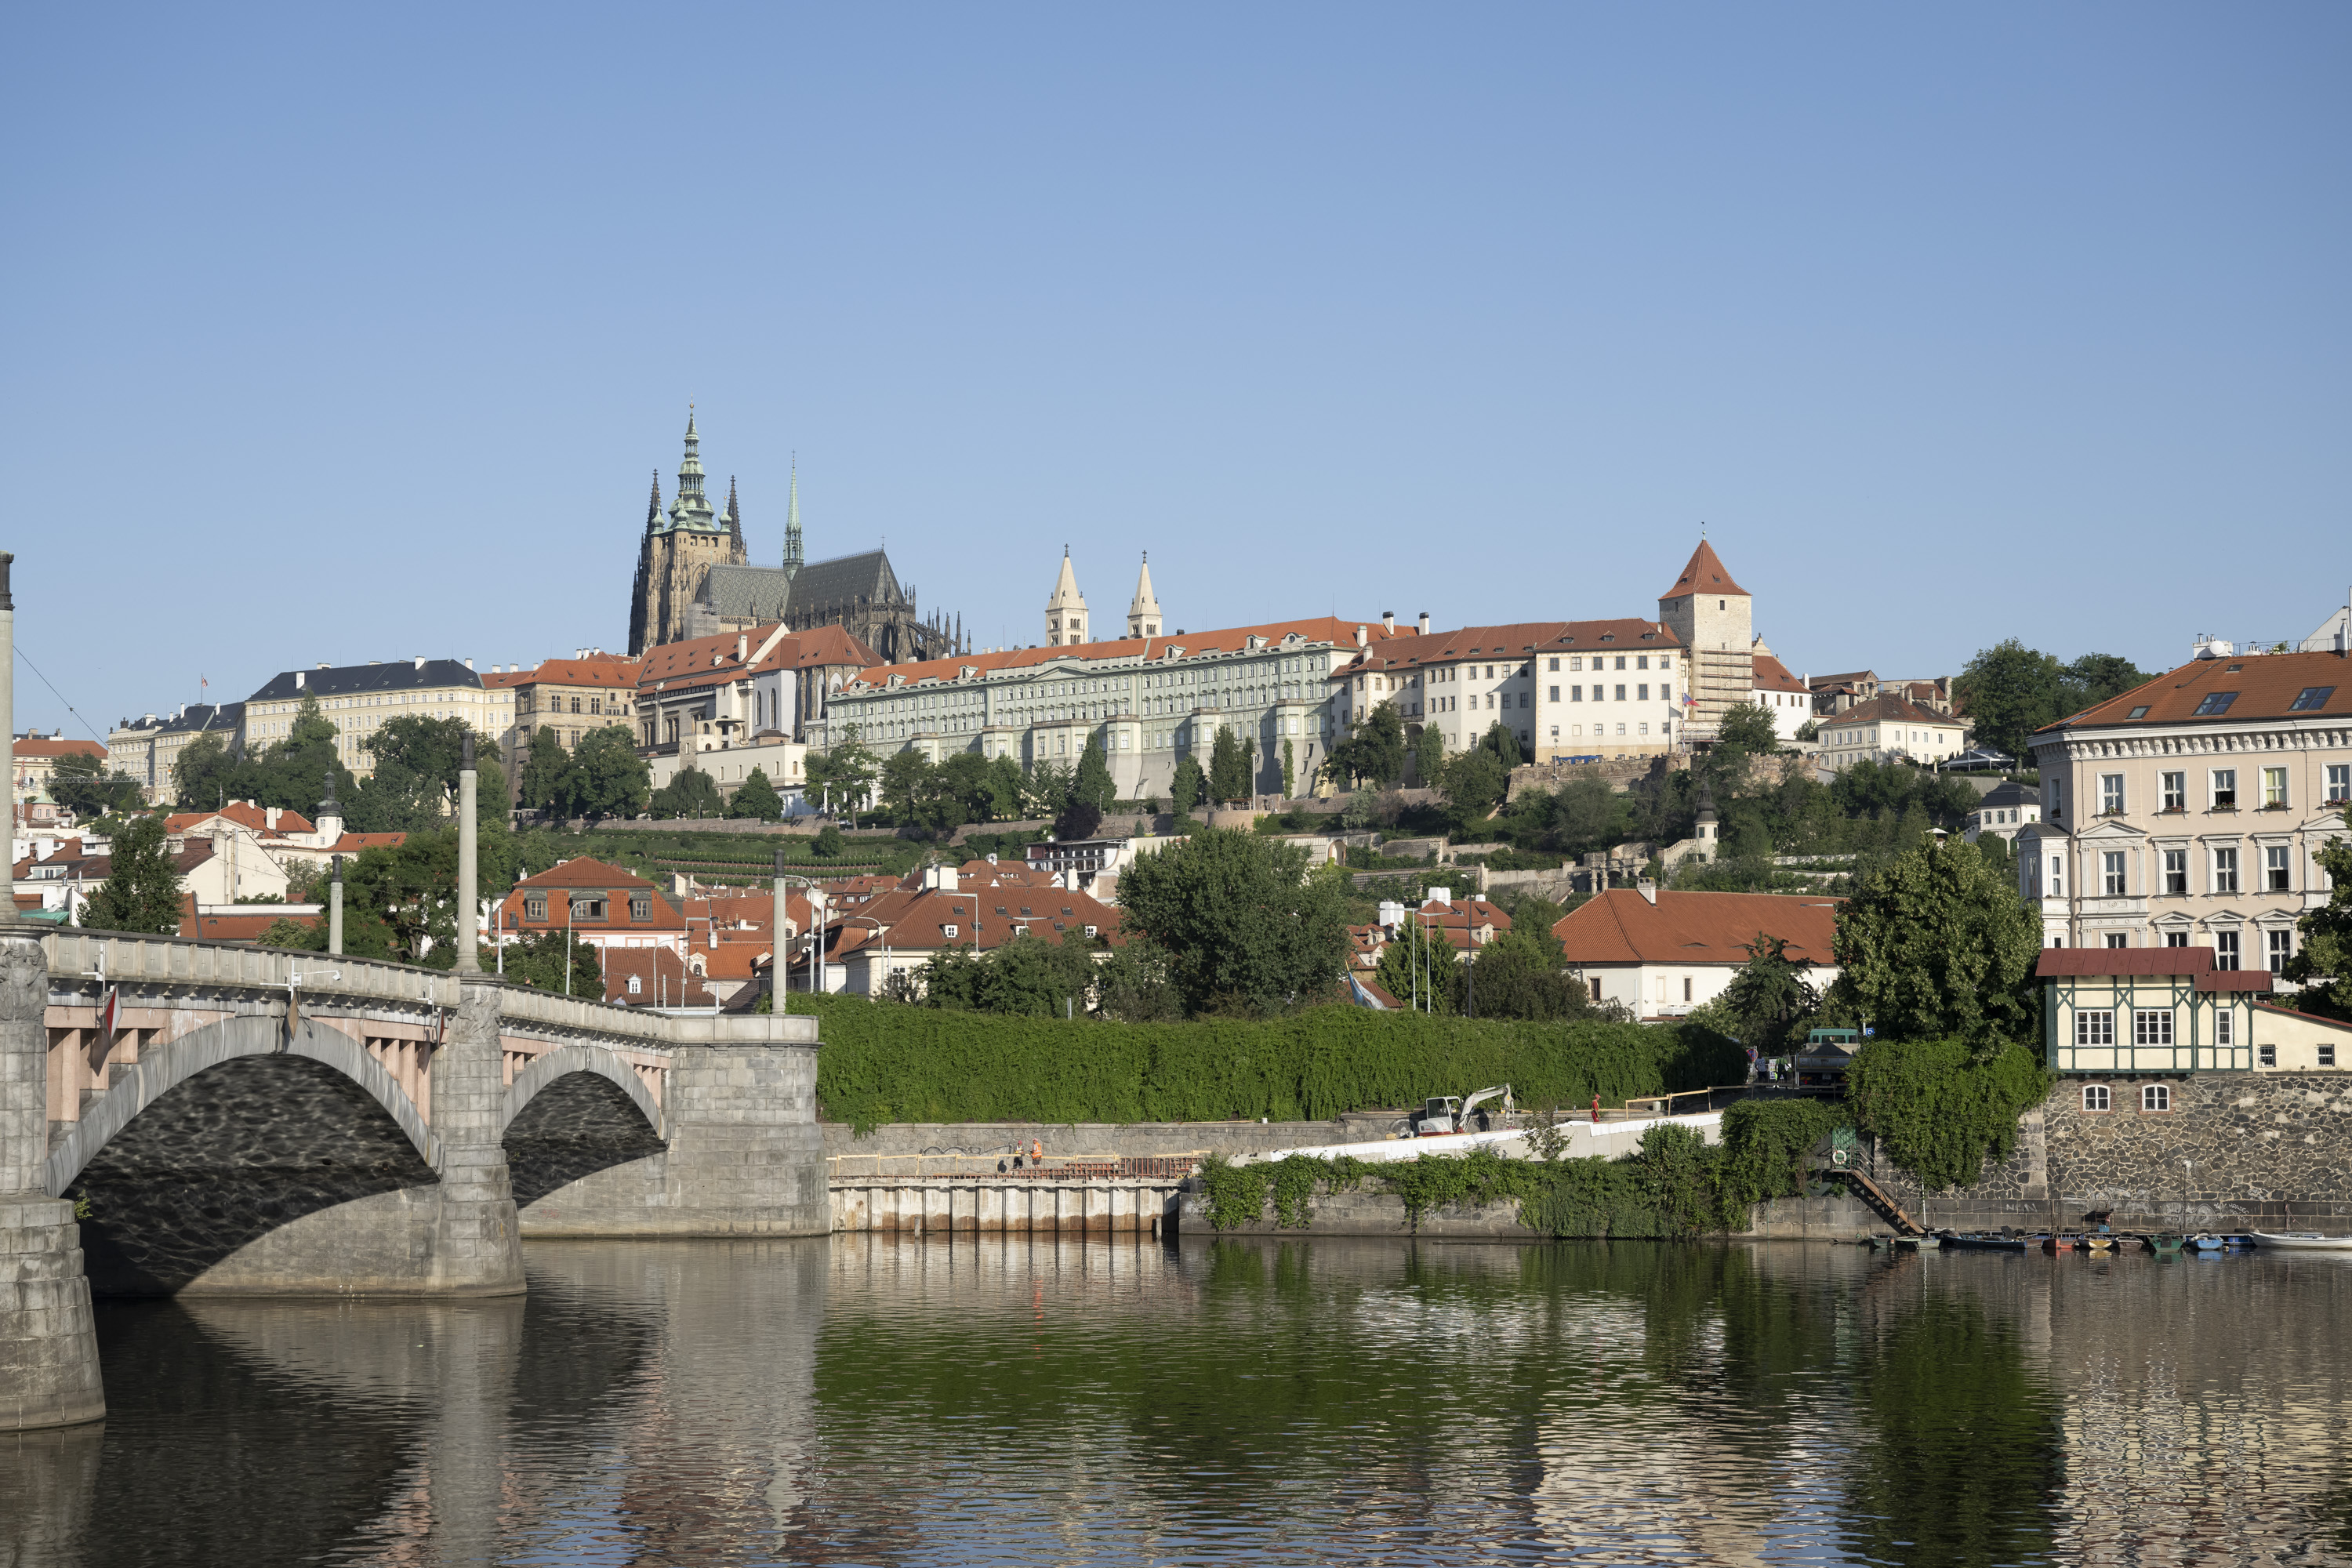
[2,928,823,1432]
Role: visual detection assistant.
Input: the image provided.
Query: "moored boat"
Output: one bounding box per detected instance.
[2250,1231,2352,1250]
[2188,1233,2227,1252]
[1940,1231,2030,1253]
[2150,1232,2185,1254]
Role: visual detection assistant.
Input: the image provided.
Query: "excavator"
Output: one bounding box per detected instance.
[1396,1084,1515,1138]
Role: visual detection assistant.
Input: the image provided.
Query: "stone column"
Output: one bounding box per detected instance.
[771,851,788,1008]
[423,978,525,1294]
[328,855,344,956]
[454,735,478,975]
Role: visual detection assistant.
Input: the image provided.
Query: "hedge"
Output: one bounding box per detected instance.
[791,994,1744,1131]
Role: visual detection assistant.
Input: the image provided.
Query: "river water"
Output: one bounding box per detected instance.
[9,1236,2352,1566]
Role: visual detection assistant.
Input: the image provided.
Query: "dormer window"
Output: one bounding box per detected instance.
[942,924,959,938]
[627,975,642,996]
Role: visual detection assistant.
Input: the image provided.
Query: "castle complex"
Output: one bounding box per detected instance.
[626,415,964,664]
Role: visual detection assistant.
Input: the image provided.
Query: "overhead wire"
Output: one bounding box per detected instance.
[13,648,110,745]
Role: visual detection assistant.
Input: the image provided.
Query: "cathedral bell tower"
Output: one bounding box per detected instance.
[1045,547,1087,645]
[627,411,750,655]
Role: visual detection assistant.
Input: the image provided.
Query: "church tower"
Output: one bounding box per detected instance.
[1045,548,1088,645]
[782,460,804,580]
[1127,553,1162,639]
[627,412,750,655]
[1657,537,1753,742]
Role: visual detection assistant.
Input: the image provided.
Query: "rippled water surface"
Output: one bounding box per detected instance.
[11,1236,2352,1566]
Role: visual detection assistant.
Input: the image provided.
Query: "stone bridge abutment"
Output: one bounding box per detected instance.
[0,929,821,1432]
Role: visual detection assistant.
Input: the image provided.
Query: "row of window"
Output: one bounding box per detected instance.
[522,894,655,923]
[2075,927,2294,970]
[2082,1084,2172,1112]
[2096,844,2303,897]
[2074,1008,2230,1048]
[2092,764,2350,816]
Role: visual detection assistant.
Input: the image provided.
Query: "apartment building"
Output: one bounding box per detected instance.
[1814,694,1971,771]
[499,652,641,793]
[2019,647,2351,969]
[107,704,244,805]
[637,622,875,754]
[243,659,507,779]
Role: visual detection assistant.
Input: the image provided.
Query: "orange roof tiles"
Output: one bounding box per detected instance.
[165,802,317,837]
[1552,889,1838,967]
[512,656,642,691]
[840,615,1414,694]
[13,739,105,761]
[2038,649,2350,734]
[1660,540,1749,601]
[1753,654,1807,694]
[638,623,880,695]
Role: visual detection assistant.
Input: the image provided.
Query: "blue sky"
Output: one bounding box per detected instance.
[4,5,2346,739]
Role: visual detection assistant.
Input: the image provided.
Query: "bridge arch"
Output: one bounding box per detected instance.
[45,1014,441,1196]
[502,1046,665,1142]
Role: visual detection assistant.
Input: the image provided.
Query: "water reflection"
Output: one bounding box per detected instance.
[19,1240,2352,1565]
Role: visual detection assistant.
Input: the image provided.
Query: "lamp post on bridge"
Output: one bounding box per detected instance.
[454,732,479,975]
[771,853,834,1007]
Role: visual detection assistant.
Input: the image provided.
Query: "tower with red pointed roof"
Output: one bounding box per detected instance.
[1657,536,1753,741]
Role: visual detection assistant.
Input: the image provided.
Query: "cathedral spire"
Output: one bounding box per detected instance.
[725,475,742,544]
[1126,550,1162,639]
[645,470,662,532]
[1045,546,1087,645]
[782,457,804,577]
[673,408,713,528]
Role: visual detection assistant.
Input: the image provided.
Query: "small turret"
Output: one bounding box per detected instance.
[1046,546,1087,646]
[1127,552,1162,639]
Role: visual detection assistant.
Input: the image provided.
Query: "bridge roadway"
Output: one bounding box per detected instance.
[1,928,823,1432]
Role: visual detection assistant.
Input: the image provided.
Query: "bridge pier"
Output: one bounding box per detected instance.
[419,977,527,1294]
[1,933,103,1429]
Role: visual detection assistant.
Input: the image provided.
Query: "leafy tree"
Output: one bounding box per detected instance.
[1715,933,1822,1056]
[1410,724,1445,788]
[1115,828,1352,1015]
[878,750,932,826]
[499,930,604,996]
[557,727,652,819]
[518,728,571,812]
[1281,739,1296,799]
[1326,700,1410,790]
[1953,640,2064,762]
[363,716,474,800]
[916,928,1098,1016]
[256,915,325,952]
[1714,701,1782,756]
[171,733,238,811]
[329,825,518,967]
[1377,913,1461,1014]
[1170,754,1205,819]
[1054,800,1104,843]
[728,766,784,820]
[1440,745,1510,824]
[984,755,1026,822]
[808,726,880,822]
[1465,924,1592,1019]
[651,764,724,819]
[1830,835,2041,1058]
[347,760,446,833]
[1093,938,1179,1021]
[1793,717,1820,742]
[813,823,845,858]
[1475,719,1522,769]
[1208,726,1249,804]
[1073,736,1116,812]
[80,815,184,933]
[1023,758,1073,820]
[2285,806,2352,1022]
[49,753,143,818]
[2059,653,2155,715]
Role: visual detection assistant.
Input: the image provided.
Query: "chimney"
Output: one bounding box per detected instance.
[266,808,280,830]
[1417,612,1430,636]
[1382,612,1396,633]
[294,672,305,690]
[737,633,750,662]
[1355,626,1368,648]
[1637,877,1658,905]
[464,658,474,670]
[414,657,425,670]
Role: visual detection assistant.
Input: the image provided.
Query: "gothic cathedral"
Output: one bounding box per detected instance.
[628,412,747,656]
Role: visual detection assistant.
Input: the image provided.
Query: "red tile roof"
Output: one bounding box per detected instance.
[601,946,720,1007]
[639,624,880,695]
[1553,889,1838,967]
[822,883,1123,958]
[165,802,317,837]
[840,615,1414,694]
[2036,649,2351,735]
[1817,694,1961,729]
[1660,539,1749,601]
[13,739,105,761]
[2034,946,2274,992]
[1753,654,1807,695]
[512,656,643,691]
[1340,619,1681,679]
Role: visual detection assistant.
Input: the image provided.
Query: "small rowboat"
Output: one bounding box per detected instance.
[2188,1233,2227,1252]
[2149,1233,2186,1255]
[2251,1232,2352,1250]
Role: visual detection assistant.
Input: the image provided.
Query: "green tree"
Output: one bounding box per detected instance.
[517,728,571,812]
[1170,754,1205,819]
[1054,800,1103,843]
[878,750,932,825]
[1115,828,1352,1016]
[1953,640,2064,762]
[1410,724,1444,788]
[330,825,517,967]
[499,930,604,996]
[1793,717,1820,742]
[1072,735,1116,812]
[49,753,143,818]
[1715,932,1821,1056]
[1475,719,1522,768]
[652,764,724,819]
[2284,806,2352,1022]
[813,823,845,858]
[1325,700,1409,790]
[347,761,446,833]
[80,815,184,933]
[1831,835,2041,1058]
[1715,701,1782,756]
[1377,912,1462,1014]
[1022,758,1073,820]
[557,727,652,819]
[171,733,239,811]
[363,715,474,800]
[728,766,784,820]
[1280,739,1296,798]
[1207,726,1249,804]
[1440,745,1510,824]
[984,755,1026,822]
[2059,653,2156,715]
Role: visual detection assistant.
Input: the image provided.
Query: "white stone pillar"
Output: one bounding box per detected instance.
[454,735,479,975]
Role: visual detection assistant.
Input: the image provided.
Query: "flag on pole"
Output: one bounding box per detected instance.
[88,985,121,1075]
